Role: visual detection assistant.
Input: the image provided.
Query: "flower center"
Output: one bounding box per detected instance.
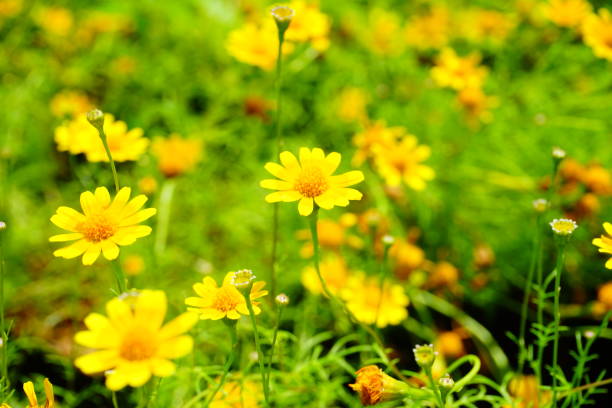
[294,167,329,198]
[119,330,157,361]
[213,287,242,312]
[77,214,116,242]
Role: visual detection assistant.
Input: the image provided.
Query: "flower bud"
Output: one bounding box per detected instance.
[552,146,566,160]
[438,374,454,389]
[532,198,548,213]
[271,5,294,36]
[231,269,256,290]
[275,293,290,305]
[382,235,395,246]
[549,218,577,236]
[86,108,105,131]
[413,344,437,369]
[0,221,6,230]
[349,365,426,405]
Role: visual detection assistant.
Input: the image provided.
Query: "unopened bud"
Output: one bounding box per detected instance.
[552,146,566,160]
[231,269,256,289]
[532,198,548,213]
[86,109,105,131]
[413,344,437,368]
[0,221,5,230]
[438,374,454,389]
[382,235,395,246]
[271,6,294,38]
[275,293,289,305]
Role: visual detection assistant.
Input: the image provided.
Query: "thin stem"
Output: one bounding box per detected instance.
[551,243,567,408]
[0,222,8,394]
[244,290,270,407]
[534,218,545,403]
[518,214,542,373]
[203,324,238,407]
[269,24,286,300]
[112,261,127,294]
[308,208,409,382]
[112,391,119,408]
[97,128,120,193]
[154,180,176,255]
[425,367,445,408]
[265,305,283,392]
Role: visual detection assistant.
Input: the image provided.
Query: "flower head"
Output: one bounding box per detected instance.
[50,90,93,118]
[151,134,202,178]
[226,22,283,70]
[413,344,437,368]
[297,215,362,257]
[271,5,295,23]
[336,87,369,124]
[543,0,591,28]
[284,1,330,51]
[23,378,54,408]
[532,198,549,212]
[54,113,148,162]
[275,293,290,305]
[431,48,488,90]
[404,6,451,50]
[438,374,455,389]
[50,187,156,265]
[549,218,578,235]
[552,146,566,160]
[231,269,256,289]
[302,254,351,296]
[341,273,409,328]
[210,376,260,408]
[261,147,364,216]
[583,9,612,61]
[593,222,612,269]
[186,272,268,320]
[74,290,197,390]
[349,365,411,405]
[507,375,551,408]
[372,135,435,190]
[352,120,403,166]
[363,9,404,56]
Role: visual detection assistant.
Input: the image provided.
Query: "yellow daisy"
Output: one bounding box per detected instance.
[431,48,488,90]
[50,90,93,118]
[341,273,409,328]
[582,9,612,61]
[226,22,282,71]
[210,376,260,408]
[352,120,404,166]
[302,254,352,296]
[151,134,203,178]
[372,135,435,190]
[50,187,157,265]
[593,222,612,269]
[185,272,268,320]
[261,147,365,216]
[543,0,592,28]
[23,378,54,408]
[285,0,331,51]
[404,6,451,51]
[74,290,198,390]
[54,113,149,162]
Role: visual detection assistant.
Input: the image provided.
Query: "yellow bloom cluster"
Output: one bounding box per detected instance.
[226,1,330,70]
[55,113,149,162]
[74,290,197,390]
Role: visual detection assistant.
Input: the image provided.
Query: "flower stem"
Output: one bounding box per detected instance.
[112,391,119,408]
[245,290,270,407]
[0,222,8,395]
[265,304,283,392]
[551,242,567,408]
[154,179,176,255]
[204,323,238,407]
[97,127,120,193]
[269,21,287,300]
[424,367,445,408]
[111,260,127,294]
[518,213,542,373]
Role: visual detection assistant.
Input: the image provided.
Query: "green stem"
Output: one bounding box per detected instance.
[308,208,409,382]
[265,305,283,392]
[154,180,176,255]
[446,355,481,394]
[203,323,238,407]
[112,260,127,294]
[0,222,8,395]
[112,391,119,408]
[551,243,567,408]
[425,367,445,408]
[244,289,270,407]
[374,243,391,327]
[518,214,542,373]
[97,128,120,193]
[534,219,545,402]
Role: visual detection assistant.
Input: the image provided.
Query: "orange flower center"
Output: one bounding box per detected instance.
[294,167,329,197]
[77,214,116,242]
[213,287,242,313]
[120,329,157,361]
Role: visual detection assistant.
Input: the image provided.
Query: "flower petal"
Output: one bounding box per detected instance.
[75,350,120,374]
[94,187,112,208]
[298,197,314,216]
[101,240,120,260]
[82,244,102,265]
[260,179,293,190]
[159,312,198,340]
[330,170,364,187]
[265,190,302,203]
[53,239,90,259]
[158,335,193,359]
[49,233,83,242]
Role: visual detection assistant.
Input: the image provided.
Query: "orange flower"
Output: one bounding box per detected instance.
[349,365,411,405]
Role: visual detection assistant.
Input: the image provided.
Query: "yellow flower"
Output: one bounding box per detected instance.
[349,365,411,405]
[302,254,351,296]
[505,375,550,408]
[549,218,578,235]
[597,281,612,309]
[363,9,404,56]
[404,6,451,50]
[543,0,592,28]
[352,120,403,166]
[390,238,426,279]
[50,187,157,265]
[0,0,22,18]
[261,147,365,216]
[341,273,409,328]
[50,90,93,118]
[122,254,145,276]
[185,272,268,320]
[54,113,149,162]
[34,7,73,37]
[436,330,466,358]
[457,87,498,125]
[457,9,516,44]
[582,163,612,195]
[23,378,54,408]
[431,48,488,90]
[138,176,158,195]
[210,377,260,408]
[372,135,435,190]
[74,290,197,390]
[285,1,331,52]
[226,22,281,70]
[336,87,369,124]
[151,134,203,178]
[593,222,612,269]
[583,9,612,61]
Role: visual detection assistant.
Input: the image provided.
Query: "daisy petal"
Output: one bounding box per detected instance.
[298,197,314,216]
